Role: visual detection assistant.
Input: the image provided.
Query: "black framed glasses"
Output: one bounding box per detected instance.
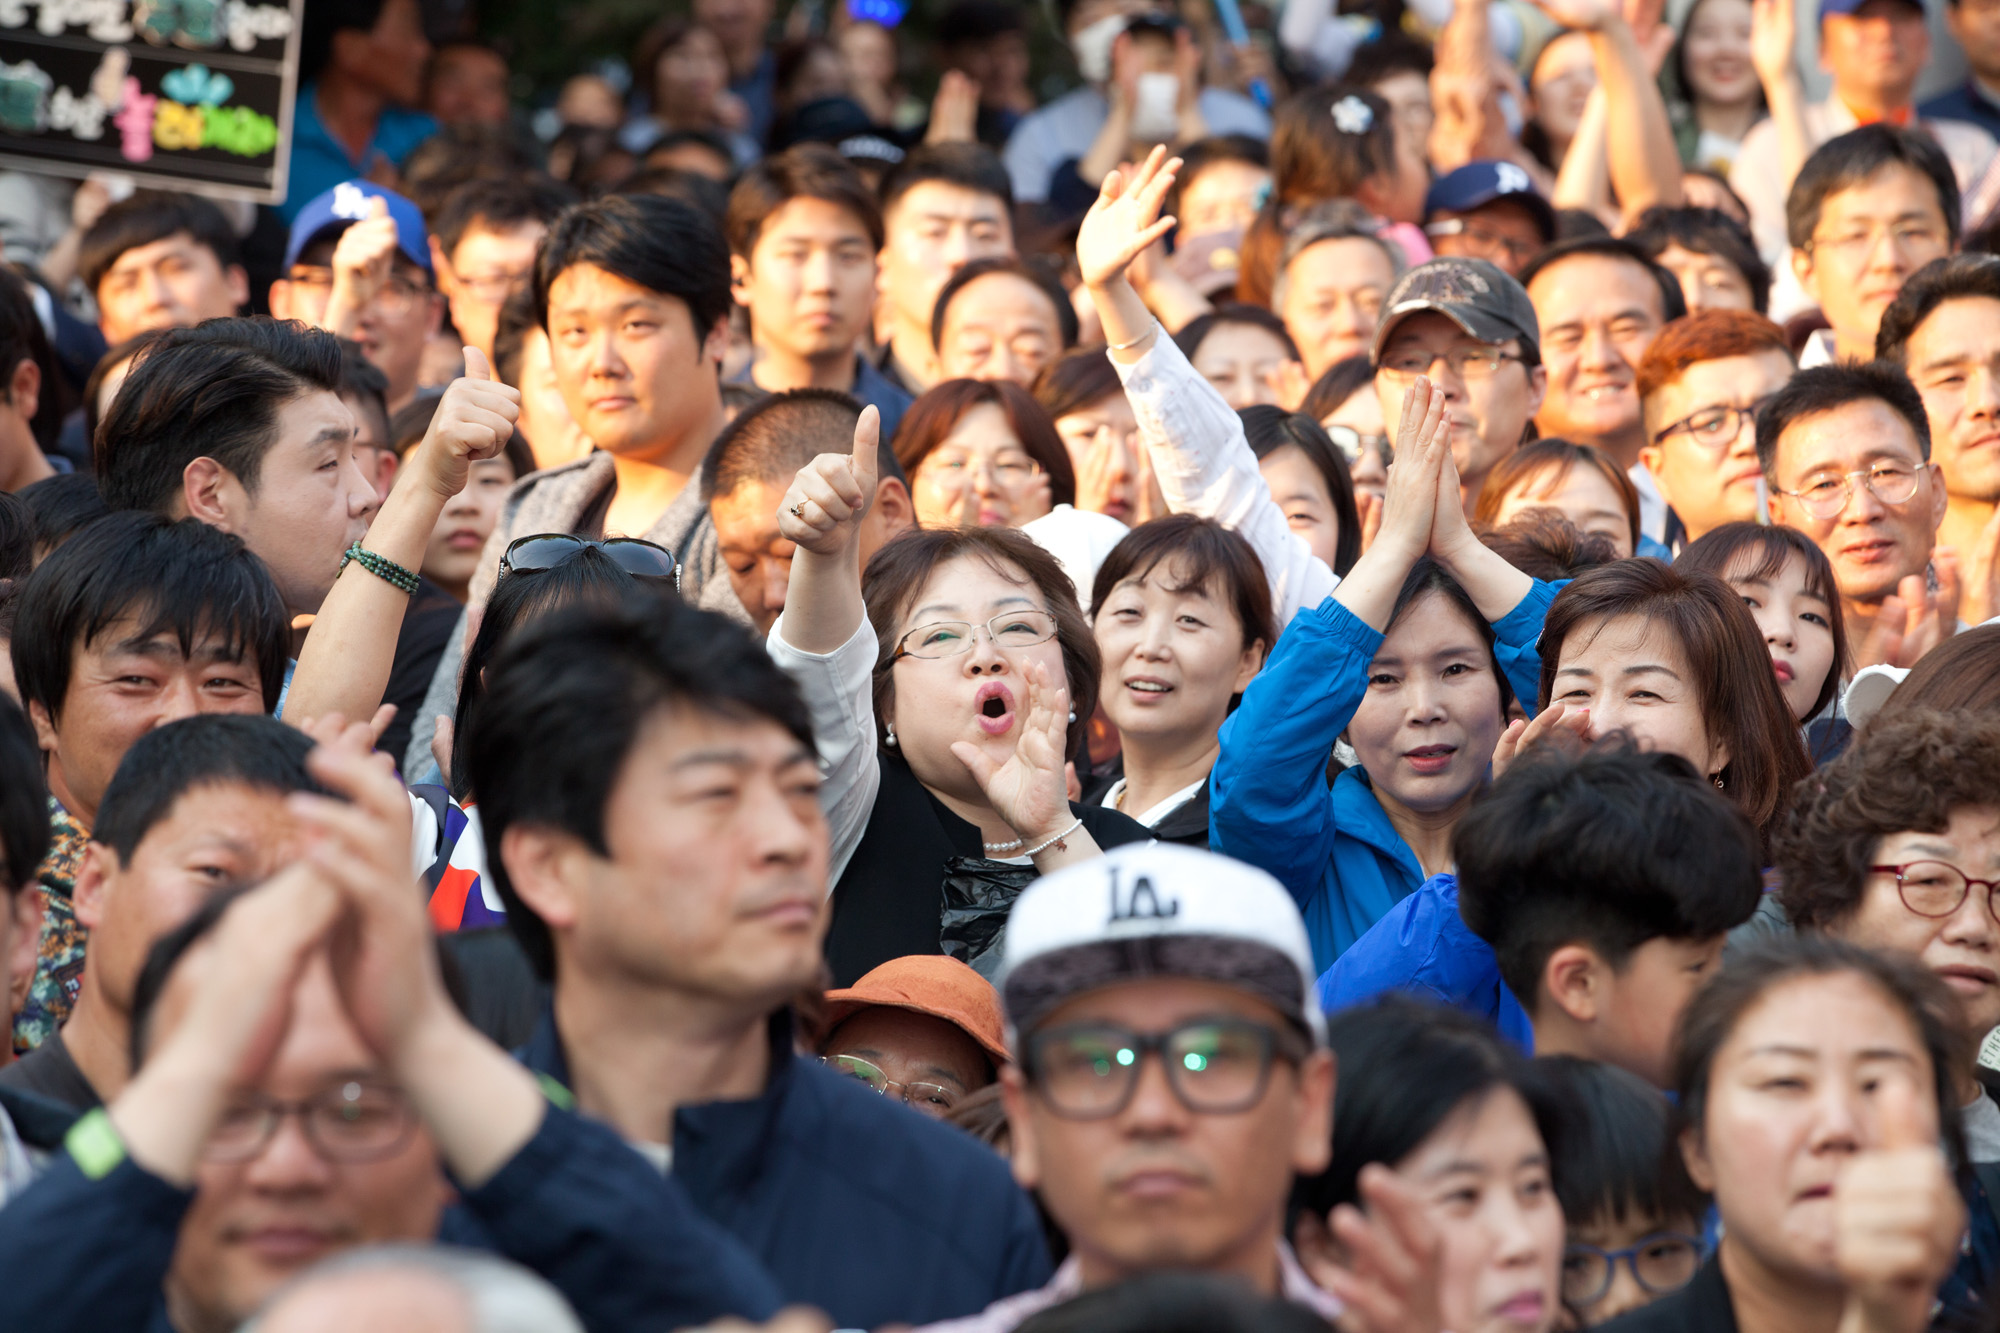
[1871,862,2000,921]
[1562,1233,1702,1307]
[1652,398,1773,450]
[821,1054,960,1116]
[205,1080,417,1164]
[500,534,680,588]
[1023,1019,1306,1120]
[1325,425,1391,467]
[889,610,1059,662]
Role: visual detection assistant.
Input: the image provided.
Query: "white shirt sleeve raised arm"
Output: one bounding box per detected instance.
[1111,334,1340,626]
[766,614,881,889]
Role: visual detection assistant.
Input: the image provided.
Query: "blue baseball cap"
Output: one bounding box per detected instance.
[1819,0,1923,19]
[284,180,433,275]
[1423,161,1556,243]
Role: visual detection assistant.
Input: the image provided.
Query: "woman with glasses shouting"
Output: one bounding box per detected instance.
[770,407,1149,986]
[1779,709,2000,1182]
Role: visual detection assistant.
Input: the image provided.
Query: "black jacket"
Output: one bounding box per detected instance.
[1080,757,1213,847]
[826,751,1151,985]
[1597,1258,1735,1333]
[520,1005,1053,1329]
[0,1101,787,1333]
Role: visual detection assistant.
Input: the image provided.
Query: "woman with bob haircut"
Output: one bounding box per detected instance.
[770,411,1150,986]
[1085,514,1275,844]
[1292,998,1568,1333]
[1535,559,1811,850]
[1240,406,1363,579]
[1174,304,1305,411]
[1473,439,1647,561]
[1675,523,1847,727]
[894,378,1075,531]
[1031,349,1163,528]
[1601,934,1973,1333]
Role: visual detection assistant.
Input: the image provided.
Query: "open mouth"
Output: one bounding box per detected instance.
[1124,677,1173,701]
[1404,744,1456,774]
[981,696,1007,718]
[975,682,1016,735]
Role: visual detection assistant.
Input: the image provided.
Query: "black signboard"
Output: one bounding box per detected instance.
[0,0,305,203]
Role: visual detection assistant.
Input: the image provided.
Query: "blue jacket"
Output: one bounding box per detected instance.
[521,1007,1052,1329]
[1317,872,1535,1050]
[1920,84,2000,143]
[0,1100,787,1333]
[1210,583,1559,973]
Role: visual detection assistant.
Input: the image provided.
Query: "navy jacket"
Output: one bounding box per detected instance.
[1920,84,2000,143]
[0,1101,785,1333]
[522,1006,1054,1329]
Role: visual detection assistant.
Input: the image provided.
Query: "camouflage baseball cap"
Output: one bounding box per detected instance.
[1370,256,1540,366]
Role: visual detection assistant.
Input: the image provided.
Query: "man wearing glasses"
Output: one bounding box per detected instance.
[1877,255,2000,599]
[1369,257,1546,518]
[429,177,576,367]
[1758,362,1954,667]
[1637,309,1798,552]
[271,181,445,415]
[924,842,1429,1332]
[1421,162,1557,281]
[1786,127,1964,370]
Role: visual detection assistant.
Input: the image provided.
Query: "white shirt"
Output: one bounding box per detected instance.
[767,616,882,889]
[1965,1093,2000,1165]
[1098,775,1207,827]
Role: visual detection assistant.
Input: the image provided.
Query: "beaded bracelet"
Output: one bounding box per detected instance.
[339,544,420,595]
[1023,817,1084,858]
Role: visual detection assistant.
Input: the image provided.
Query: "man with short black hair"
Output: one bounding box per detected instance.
[285,0,437,222]
[0,268,56,494]
[95,318,379,625]
[924,843,1349,1331]
[0,716,326,1113]
[875,145,1017,394]
[727,146,913,438]
[1520,237,1687,476]
[429,177,576,366]
[703,389,916,635]
[76,193,248,347]
[8,512,289,1052]
[272,181,445,414]
[467,591,1051,1327]
[1758,361,1957,666]
[338,341,397,500]
[1422,160,1556,279]
[1875,253,2000,572]
[931,256,1076,386]
[1787,126,1962,367]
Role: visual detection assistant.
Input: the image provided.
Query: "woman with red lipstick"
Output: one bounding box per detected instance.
[771,411,1149,986]
[1778,709,2000,1175]
[1677,524,1847,728]
[1601,935,1974,1333]
[1083,515,1275,845]
[1296,999,1567,1333]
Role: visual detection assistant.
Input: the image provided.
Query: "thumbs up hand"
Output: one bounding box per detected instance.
[1834,1078,1965,1333]
[778,405,881,558]
[410,347,523,503]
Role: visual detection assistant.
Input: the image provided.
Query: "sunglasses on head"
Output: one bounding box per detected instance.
[499,534,681,590]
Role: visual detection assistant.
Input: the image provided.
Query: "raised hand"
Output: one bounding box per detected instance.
[777,406,881,558]
[1940,504,2000,627]
[950,659,1075,847]
[1379,377,1449,563]
[1077,145,1182,290]
[408,347,521,503]
[1301,1165,1446,1333]
[1491,703,1591,781]
[323,195,401,334]
[1854,573,1956,669]
[1520,0,1619,32]
[1750,0,1797,89]
[925,70,980,145]
[1834,1080,1964,1333]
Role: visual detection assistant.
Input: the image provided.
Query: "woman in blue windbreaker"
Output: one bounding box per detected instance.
[1209,376,1560,973]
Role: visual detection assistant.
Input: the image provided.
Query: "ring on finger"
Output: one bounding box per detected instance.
[790,502,806,518]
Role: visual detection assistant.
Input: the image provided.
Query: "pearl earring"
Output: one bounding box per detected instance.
[885,724,898,748]
[1068,711,1077,723]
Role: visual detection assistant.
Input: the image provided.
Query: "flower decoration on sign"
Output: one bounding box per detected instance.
[161,63,234,106]
[1331,95,1374,135]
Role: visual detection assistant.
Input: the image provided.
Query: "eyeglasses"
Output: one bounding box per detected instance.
[1871,862,2000,922]
[1772,463,1922,519]
[1377,346,1522,381]
[822,1054,960,1114]
[1652,398,1773,450]
[205,1080,416,1164]
[284,266,434,318]
[1023,1019,1305,1120]
[499,534,681,588]
[1424,218,1540,264]
[1325,425,1391,467]
[1562,1233,1702,1307]
[889,610,1059,661]
[1805,223,1948,266]
[918,451,1044,492]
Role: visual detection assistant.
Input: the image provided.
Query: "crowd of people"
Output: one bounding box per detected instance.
[0,0,1999,1327]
